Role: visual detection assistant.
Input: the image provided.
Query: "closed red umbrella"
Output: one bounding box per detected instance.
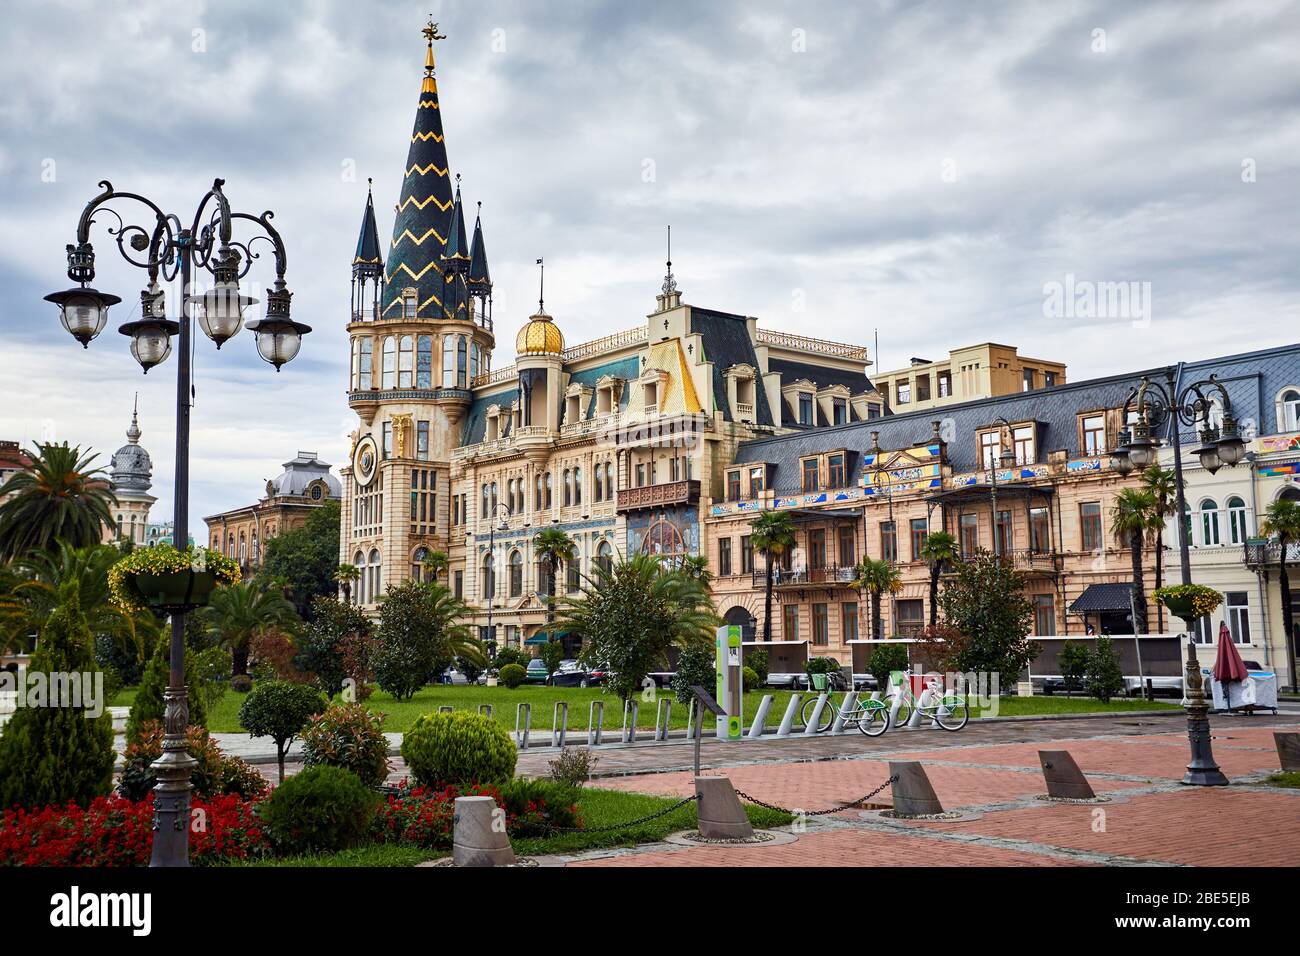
[1213,623,1249,684]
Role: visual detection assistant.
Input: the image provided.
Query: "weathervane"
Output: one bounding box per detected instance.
[662,224,677,295]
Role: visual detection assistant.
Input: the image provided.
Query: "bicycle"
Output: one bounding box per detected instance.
[798,687,891,737]
[887,678,969,731]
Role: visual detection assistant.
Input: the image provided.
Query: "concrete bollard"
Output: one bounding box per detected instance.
[831,691,858,735]
[1039,750,1096,800]
[655,698,673,741]
[452,796,515,867]
[514,702,531,749]
[622,700,638,743]
[747,694,774,739]
[1274,732,1300,772]
[694,776,754,840]
[478,704,493,719]
[587,700,604,746]
[888,761,944,817]
[802,694,828,736]
[551,701,569,748]
[774,693,802,738]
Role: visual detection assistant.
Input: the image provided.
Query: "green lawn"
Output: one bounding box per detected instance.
[1262,771,1300,789]
[111,682,1176,736]
[240,785,791,866]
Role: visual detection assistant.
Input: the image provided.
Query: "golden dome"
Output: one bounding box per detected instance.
[515,312,564,355]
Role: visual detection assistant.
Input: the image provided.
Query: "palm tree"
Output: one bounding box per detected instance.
[751,511,796,643]
[424,583,486,668]
[420,550,449,584]
[200,579,299,676]
[1110,488,1156,633]
[532,528,576,628]
[333,563,360,603]
[678,554,713,588]
[0,443,117,562]
[1261,497,1300,690]
[919,530,958,626]
[853,557,902,640]
[1140,465,1179,631]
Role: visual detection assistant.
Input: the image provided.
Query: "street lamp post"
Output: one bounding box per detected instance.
[869,432,899,630]
[1110,366,1245,787]
[46,179,308,864]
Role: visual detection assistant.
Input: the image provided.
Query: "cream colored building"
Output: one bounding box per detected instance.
[872,343,1066,413]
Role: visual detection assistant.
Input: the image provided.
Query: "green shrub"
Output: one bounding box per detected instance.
[1058,641,1089,696]
[238,680,327,783]
[258,766,377,854]
[670,641,715,704]
[539,639,565,676]
[0,589,115,809]
[547,747,597,787]
[231,674,253,693]
[301,704,390,788]
[118,720,268,802]
[867,643,910,688]
[493,647,529,671]
[498,778,581,836]
[126,636,209,745]
[401,711,517,788]
[742,665,760,690]
[1086,635,1126,703]
[498,663,526,689]
[746,648,770,684]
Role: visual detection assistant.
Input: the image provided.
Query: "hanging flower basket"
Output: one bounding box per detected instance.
[109,544,241,613]
[1153,584,1222,626]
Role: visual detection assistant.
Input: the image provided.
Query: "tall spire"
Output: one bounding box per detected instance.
[443,175,470,263]
[440,175,472,320]
[352,178,383,279]
[468,201,491,290]
[382,18,455,319]
[126,392,141,444]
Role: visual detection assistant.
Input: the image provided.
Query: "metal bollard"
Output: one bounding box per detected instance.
[438,705,454,713]
[478,704,493,718]
[587,700,604,746]
[552,701,569,748]
[831,691,858,735]
[655,698,673,741]
[802,694,828,736]
[685,698,697,739]
[747,694,774,739]
[774,693,802,738]
[515,702,531,749]
[622,700,639,743]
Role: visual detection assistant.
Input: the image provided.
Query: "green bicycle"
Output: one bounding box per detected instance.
[799,690,891,737]
[888,680,969,731]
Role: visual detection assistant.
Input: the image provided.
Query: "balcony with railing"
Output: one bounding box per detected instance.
[1244,539,1300,567]
[617,479,701,513]
[751,563,859,589]
[756,328,870,362]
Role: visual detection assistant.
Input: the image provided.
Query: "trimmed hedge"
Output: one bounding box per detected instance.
[400,711,517,788]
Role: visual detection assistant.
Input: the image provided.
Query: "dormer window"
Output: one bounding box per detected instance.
[801,457,820,492]
[725,363,758,422]
[402,289,417,318]
[485,404,501,442]
[565,382,593,426]
[644,382,658,413]
[828,453,846,488]
[749,466,765,494]
[595,374,623,417]
[726,470,741,501]
[798,393,814,426]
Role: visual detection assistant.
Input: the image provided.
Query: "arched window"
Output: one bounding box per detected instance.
[563,469,572,507]
[457,336,467,388]
[534,474,543,511]
[239,532,247,565]
[442,335,455,387]
[595,541,613,576]
[595,464,604,502]
[566,544,581,592]
[398,335,414,388]
[1280,388,1300,432]
[412,546,429,582]
[605,462,613,500]
[353,550,366,604]
[545,472,553,508]
[490,482,499,515]
[482,553,496,599]
[368,548,382,603]
[574,466,583,506]
[381,336,396,388]
[536,556,553,597]
[506,478,516,514]
[509,549,523,597]
[481,484,489,519]
[1199,499,1220,547]
[1227,496,1248,545]
[470,342,480,381]
[416,335,432,388]
[358,337,373,389]
[514,479,524,513]
[403,292,417,318]
[251,532,258,564]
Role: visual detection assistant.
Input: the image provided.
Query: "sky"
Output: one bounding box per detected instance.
[1,0,1298,541]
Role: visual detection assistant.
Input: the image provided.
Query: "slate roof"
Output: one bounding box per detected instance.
[689,307,775,425]
[734,341,1300,494]
[768,357,874,426]
[567,355,639,418]
[1069,583,1135,614]
[462,388,519,446]
[352,183,383,277]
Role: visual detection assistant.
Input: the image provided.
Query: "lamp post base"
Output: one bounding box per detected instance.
[1181,638,1230,788]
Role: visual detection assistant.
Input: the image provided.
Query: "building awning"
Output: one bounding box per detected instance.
[1069,583,1135,614]
[525,630,571,645]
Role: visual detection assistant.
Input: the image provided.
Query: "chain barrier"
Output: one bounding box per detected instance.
[538,794,699,834]
[731,774,897,817]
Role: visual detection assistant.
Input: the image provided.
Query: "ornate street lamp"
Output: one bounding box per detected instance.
[45,178,309,865]
[1110,367,1242,787]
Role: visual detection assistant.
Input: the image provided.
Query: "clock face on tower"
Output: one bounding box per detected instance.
[353,435,379,487]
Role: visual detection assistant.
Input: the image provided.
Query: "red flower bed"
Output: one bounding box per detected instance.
[372,778,582,849]
[0,793,267,867]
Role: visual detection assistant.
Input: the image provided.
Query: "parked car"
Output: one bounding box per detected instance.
[546,661,605,688]
[438,667,470,685]
[525,658,550,684]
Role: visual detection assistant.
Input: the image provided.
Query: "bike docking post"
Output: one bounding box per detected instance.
[514,702,531,749]
[622,699,638,743]
[551,701,569,748]
[587,700,604,746]
[831,691,858,734]
[774,693,802,738]
[747,694,774,739]
[685,698,697,740]
[478,703,493,719]
[655,698,673,741]
[715,624,744,742]
[802,693,829,736]
[438,705,454,714]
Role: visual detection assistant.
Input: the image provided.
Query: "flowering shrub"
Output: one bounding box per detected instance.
[0,793,267,867]
[301,704,390,788]
[119,720,267,802]
[108,543,241,611]
[371,778,582,848]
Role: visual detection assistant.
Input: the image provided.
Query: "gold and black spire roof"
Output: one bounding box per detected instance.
[382,19,456,318]
[468,201,491,292]
[352,178,383,280]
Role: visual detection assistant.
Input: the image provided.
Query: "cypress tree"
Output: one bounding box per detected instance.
[126,630,209,744]
[0,586,116,808]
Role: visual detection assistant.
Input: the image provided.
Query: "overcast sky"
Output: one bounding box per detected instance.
[2,0,1298,540]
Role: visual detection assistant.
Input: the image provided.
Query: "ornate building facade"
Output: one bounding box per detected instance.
[339,23,881,651]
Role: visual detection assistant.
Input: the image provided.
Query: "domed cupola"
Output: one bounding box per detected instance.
[110,399,152,494]
[516,311,564,356]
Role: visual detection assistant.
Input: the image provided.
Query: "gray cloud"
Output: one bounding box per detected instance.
[2,0,1298,538]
